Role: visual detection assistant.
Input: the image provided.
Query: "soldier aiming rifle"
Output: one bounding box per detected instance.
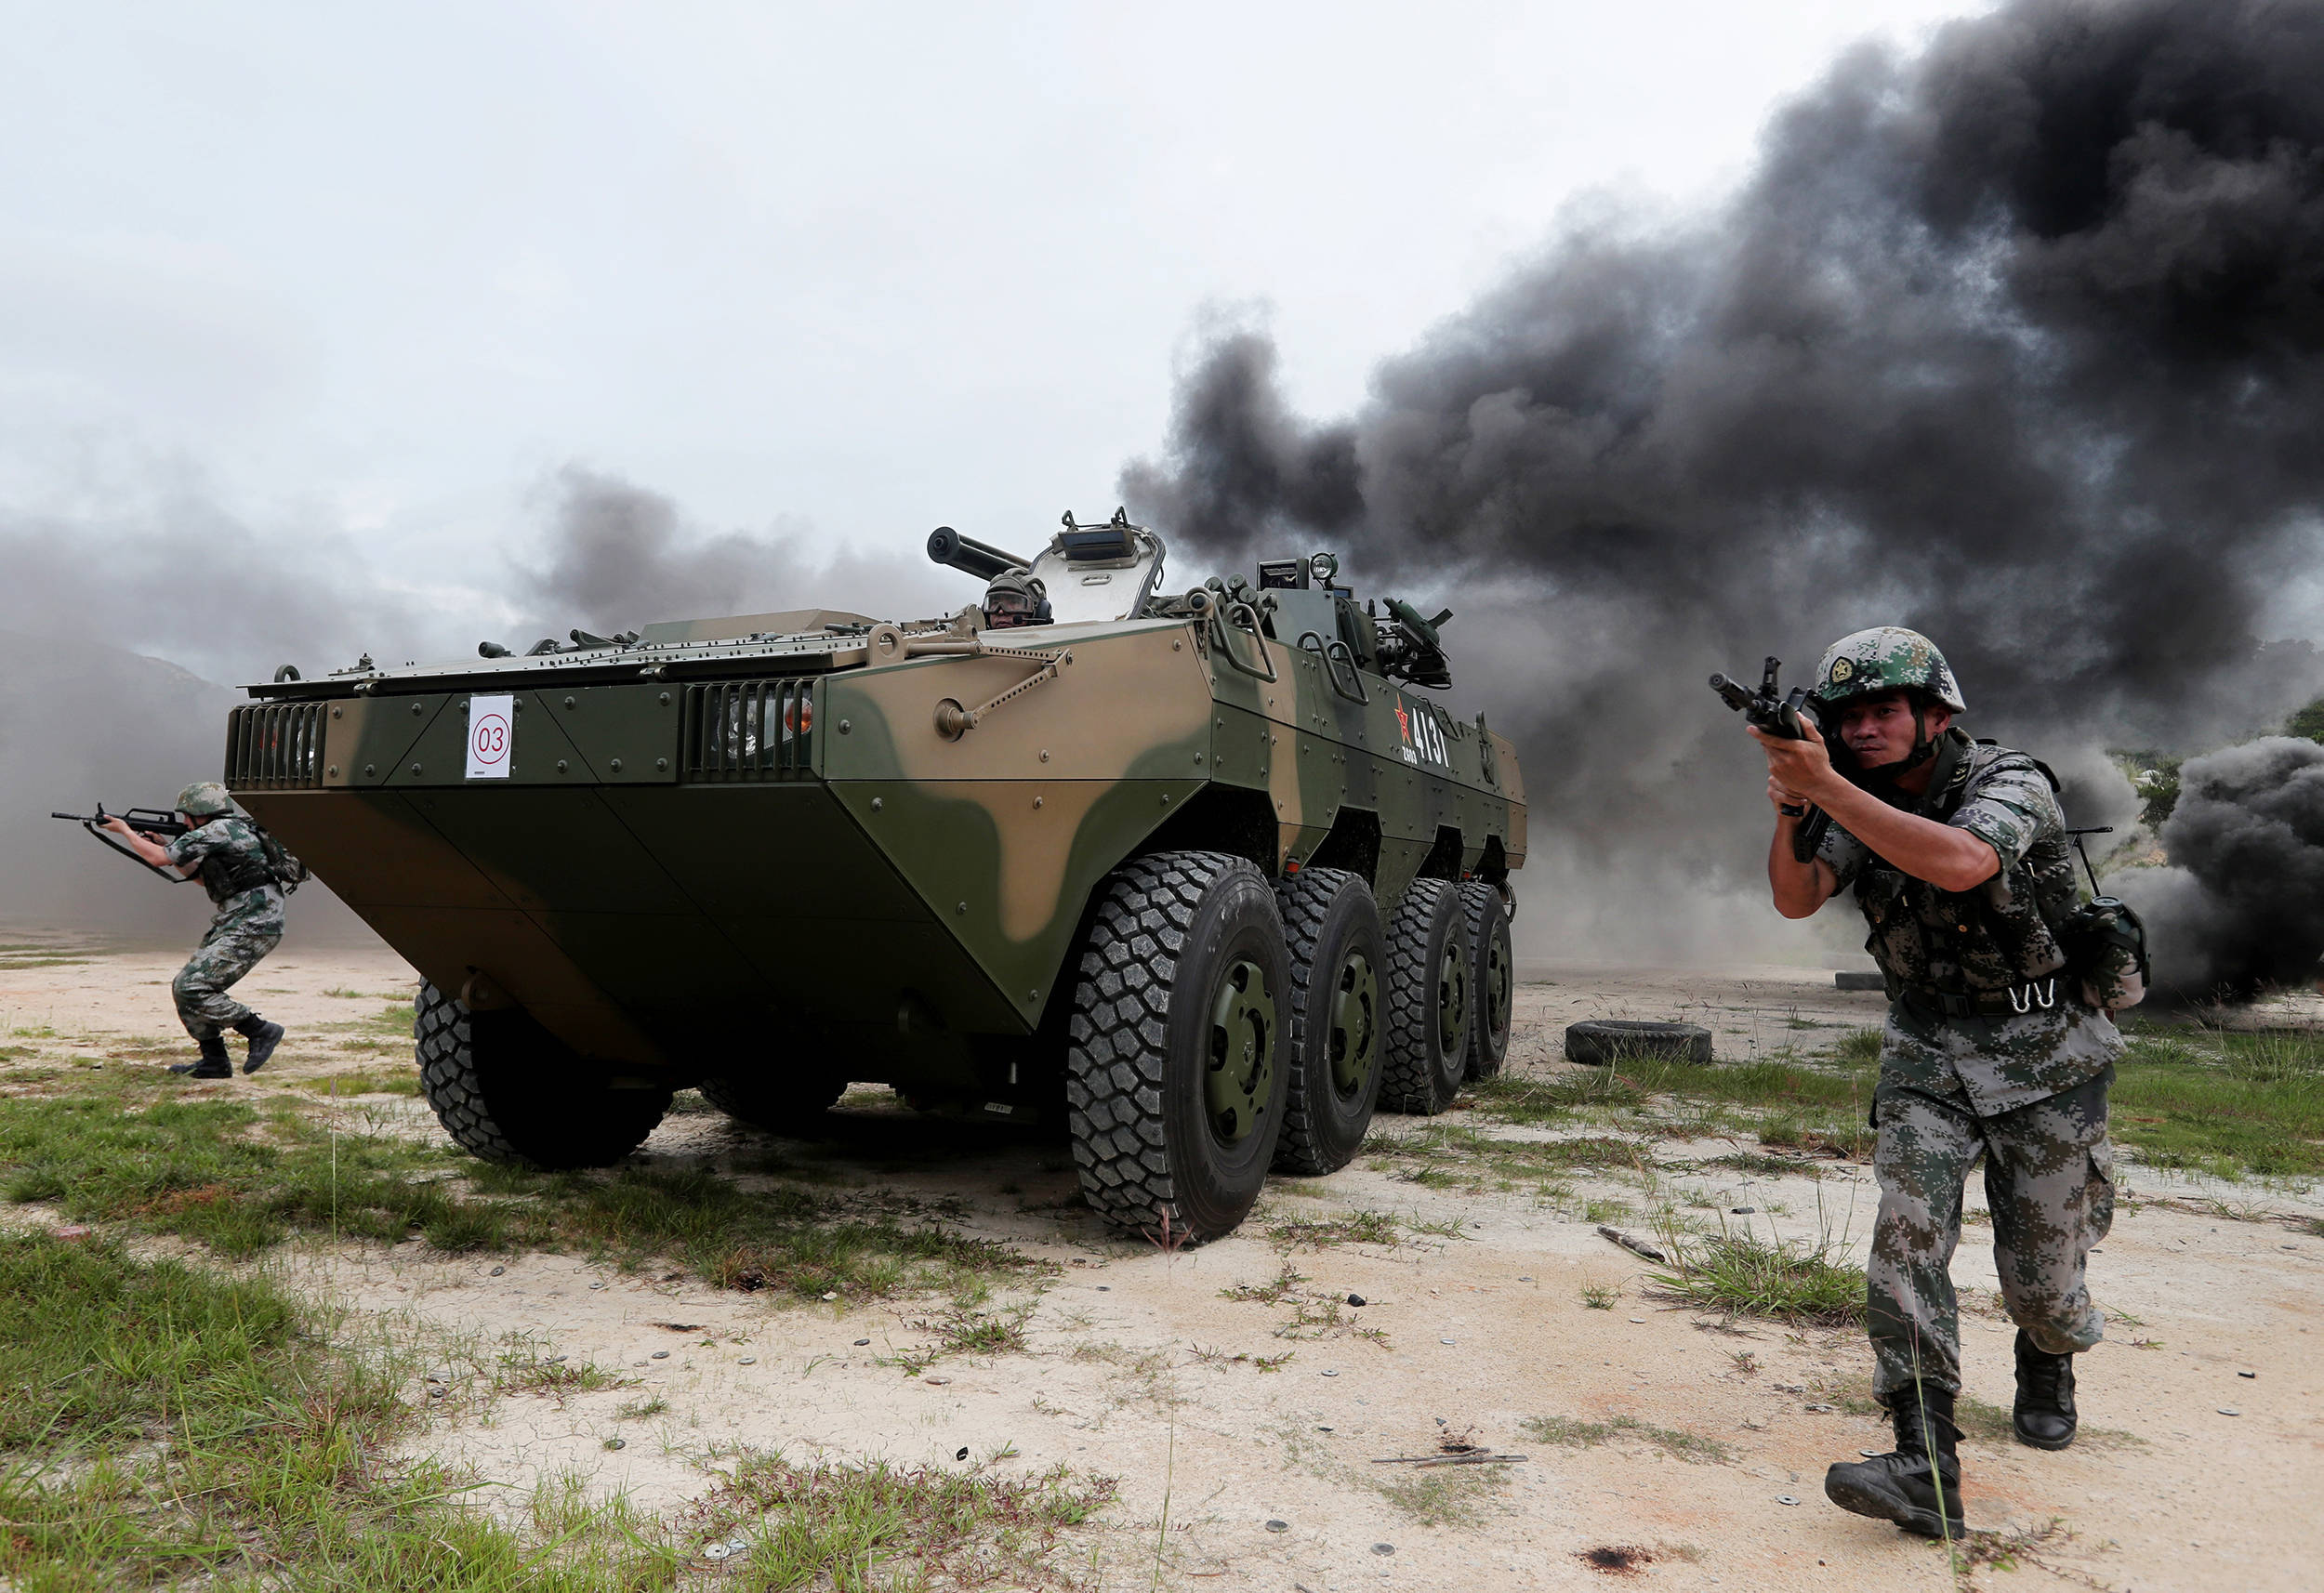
[56,783,306,1079]
[1735,627,2145,1540]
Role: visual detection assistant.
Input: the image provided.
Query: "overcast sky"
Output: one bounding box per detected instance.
[0,1,1991,618]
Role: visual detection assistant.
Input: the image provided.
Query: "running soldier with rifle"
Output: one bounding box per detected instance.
[80,783,306,1079]
[1746,627,2144,1540]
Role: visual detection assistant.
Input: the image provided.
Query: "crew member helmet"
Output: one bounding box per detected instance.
[177,782,240,820]
[983,570,1050,630]
[1810,627,1967,716]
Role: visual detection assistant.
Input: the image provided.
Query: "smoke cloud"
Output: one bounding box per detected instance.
[1122,0,2324,972]
[2118,737,2324,995]
[0,467,944,937]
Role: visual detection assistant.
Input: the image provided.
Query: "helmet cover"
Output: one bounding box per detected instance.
[1811,627,1967,715]
[176,782,239,820]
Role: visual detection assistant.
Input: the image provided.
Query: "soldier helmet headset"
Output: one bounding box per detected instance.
[1808,626,1965,776]
[176,782,240,820]
[983,569,1050,629]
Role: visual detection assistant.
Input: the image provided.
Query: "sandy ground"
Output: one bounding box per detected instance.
[4,937,2321,1592]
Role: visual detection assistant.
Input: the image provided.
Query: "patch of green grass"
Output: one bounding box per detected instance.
[616,1395,669,1421]
[0,1231,686,1589]
[472,1163,1050,1304]
[1833,1027,1882,1062]
[1520,1413,1734,1464]
[1221,1262,1306,1305]
[1580,1284,1618,1310]
[1264,1209,1400,1250]
[699,1451,1116,1589]
[296,1068,423,1097]
[2112,1026,2324,1179]
[1369,1463,1510,1527]
[1645,1222,1867,1326]
[884,1301,1036,1375]
[0,1083,529,1257]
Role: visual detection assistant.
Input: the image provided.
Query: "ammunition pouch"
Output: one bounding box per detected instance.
[2058,896,2148,1012]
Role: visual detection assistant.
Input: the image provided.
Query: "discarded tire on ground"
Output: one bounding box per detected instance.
[415,981,671,1168]
[1563,1019,1713,1068]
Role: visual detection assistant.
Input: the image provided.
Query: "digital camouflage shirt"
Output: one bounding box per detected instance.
[165,817,287,932]
[1817,730,2120,1114]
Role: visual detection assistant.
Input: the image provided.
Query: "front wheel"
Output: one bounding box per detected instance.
[1377,877,1472,1115]
[1064,850,1291,1242]
[414,983,669,1168]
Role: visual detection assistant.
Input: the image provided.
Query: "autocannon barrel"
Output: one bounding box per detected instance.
[926,525,1032,582]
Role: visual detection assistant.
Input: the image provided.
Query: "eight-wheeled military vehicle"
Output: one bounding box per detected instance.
[224,511,1525,1240]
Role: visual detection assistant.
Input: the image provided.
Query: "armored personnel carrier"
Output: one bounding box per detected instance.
[224,512,1525,1241]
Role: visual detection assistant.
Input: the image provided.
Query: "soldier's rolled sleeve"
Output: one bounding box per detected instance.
[163,823,228,870]
[1818,823,1869,891]
[1949,767,2056,873]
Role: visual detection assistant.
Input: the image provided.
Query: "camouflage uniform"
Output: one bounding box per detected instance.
[1814,652,2120,1405]
[164,815,286,1042]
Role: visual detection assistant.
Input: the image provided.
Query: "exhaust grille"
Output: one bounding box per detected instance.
[225,703,325,789]
[683,678,817,781]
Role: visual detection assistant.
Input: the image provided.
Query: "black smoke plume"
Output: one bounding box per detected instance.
[2119,737,2324,994]
[1123,0,2324,972]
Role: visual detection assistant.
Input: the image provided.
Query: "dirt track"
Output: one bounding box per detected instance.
[4,942,2320,1591]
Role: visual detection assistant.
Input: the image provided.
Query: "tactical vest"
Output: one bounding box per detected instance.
[1851,731,2080,999]
[200,819,281,898]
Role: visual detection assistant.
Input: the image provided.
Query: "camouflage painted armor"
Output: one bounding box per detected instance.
[1867,1070,2115,1400]
[1819,728,2121,1114]
[164,817,286,1040]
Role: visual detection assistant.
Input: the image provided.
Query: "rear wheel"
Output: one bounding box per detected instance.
[1461,881,1514,1081]
[1064,850,1291,1242]
[1273,867,1384,1176]
[698,1071,846,1134]
[414,982,669,1168]
[1378,878,1472,1115]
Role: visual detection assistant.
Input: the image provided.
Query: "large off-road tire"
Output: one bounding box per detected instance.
[1064,850,1292,1243]
[698,1071,846,1135]
[1272,867,1385,1176]
[414,982,670,1169]
[1461,881,1514,1081]
[1377,877,1472,1115]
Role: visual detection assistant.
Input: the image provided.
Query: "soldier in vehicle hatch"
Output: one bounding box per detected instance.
[1750,627,2127,1541]
[103,782,296,1080]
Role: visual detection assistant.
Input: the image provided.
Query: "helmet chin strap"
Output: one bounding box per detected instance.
[1835,700,1939,795]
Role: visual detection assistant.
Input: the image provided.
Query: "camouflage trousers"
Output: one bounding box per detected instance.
[1867,1068,2115,1402]
[172,909,284,1041]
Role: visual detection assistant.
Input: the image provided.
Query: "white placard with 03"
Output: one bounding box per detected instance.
[466,693,515,780]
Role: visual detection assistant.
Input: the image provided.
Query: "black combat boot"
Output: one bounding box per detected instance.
[2013,1329,2078,1450]
[1825,1386,1964,1538]
[169,1033,234,1080]
[232,1014,285,1075]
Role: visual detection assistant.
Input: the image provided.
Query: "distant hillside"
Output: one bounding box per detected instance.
[0,630,373,944]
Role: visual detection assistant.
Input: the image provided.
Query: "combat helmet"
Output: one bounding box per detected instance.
[1811,627,1967,715]
[983,569,1051,630]
[176,782,240,821]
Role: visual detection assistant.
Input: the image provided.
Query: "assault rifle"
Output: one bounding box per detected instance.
[1710,657,1831,863]
[49,805,195,882]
